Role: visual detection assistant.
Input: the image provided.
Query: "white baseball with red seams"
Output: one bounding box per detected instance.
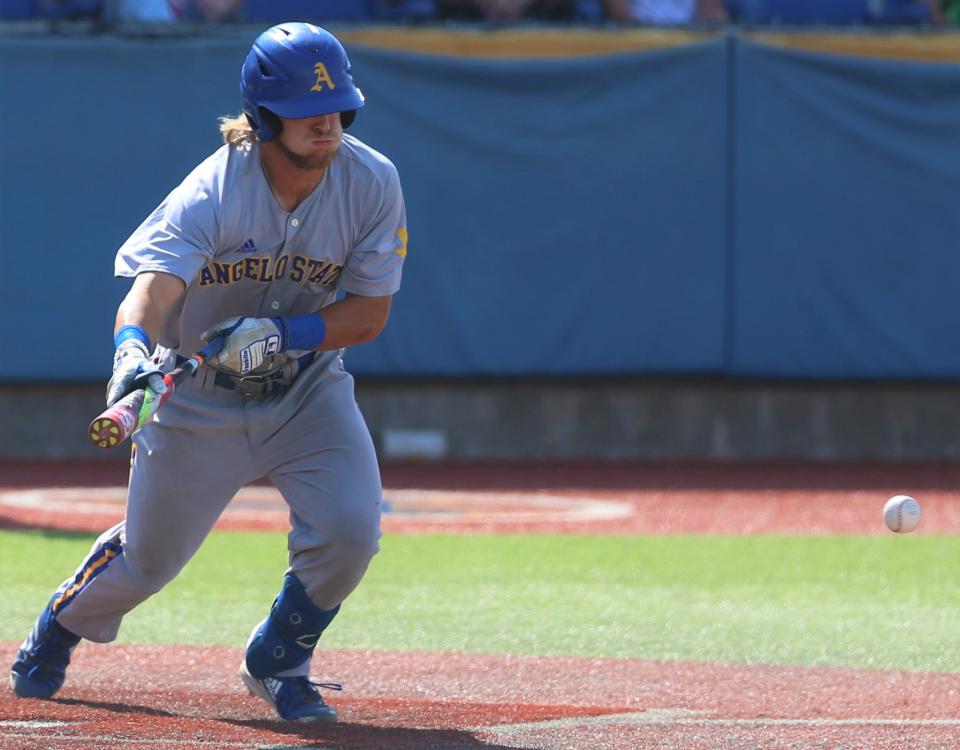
[883,495,921,533]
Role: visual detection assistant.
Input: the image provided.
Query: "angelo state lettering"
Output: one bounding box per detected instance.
[198,254,343,288]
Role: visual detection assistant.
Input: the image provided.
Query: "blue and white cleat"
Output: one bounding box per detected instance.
[240,660,340,723]
[10,602,81,699]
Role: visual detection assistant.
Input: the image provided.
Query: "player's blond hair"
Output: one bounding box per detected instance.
[219,113,258,147]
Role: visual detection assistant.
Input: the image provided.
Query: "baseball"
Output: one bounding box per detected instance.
[883,495,921,533]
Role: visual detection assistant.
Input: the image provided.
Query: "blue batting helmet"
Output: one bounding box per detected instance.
[241,22,365,142]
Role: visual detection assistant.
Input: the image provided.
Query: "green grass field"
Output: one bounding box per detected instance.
[1,529,957,672]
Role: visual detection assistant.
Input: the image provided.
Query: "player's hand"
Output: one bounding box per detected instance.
[201,316,287,375]
[105,339,167,407]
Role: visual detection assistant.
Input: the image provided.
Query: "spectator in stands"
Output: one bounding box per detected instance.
[724,0,941,25]
[372,0,438,21]
[106,0,241,22]
[4,0,99,20]
[604,0,728,23]
[873,0,942,23]
[943,0,959,22]
[245,0,375,23]
[436,0,576,20]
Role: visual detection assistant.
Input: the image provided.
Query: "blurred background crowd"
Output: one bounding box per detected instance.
[0,0,956,27]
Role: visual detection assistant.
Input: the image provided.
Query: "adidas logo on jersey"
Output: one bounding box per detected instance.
[235,238,258,254]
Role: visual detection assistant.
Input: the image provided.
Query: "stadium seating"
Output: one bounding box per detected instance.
[0,0,35,19]
[726,0,933,24]
[244,0,372,22]
[726,0,869,24]
[0,0,99,19]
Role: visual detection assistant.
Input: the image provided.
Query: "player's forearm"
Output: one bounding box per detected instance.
[114,272,186,345]
[310,293,392,351]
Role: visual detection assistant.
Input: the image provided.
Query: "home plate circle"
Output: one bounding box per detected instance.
[0,487,633,532]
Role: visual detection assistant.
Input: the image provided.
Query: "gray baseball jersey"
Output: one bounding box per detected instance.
[54,135,406,660]
[117,133,406,367]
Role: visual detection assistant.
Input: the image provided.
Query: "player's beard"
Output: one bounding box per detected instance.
[275,137,338,172]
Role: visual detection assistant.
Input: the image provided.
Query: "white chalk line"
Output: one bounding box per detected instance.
[0,732,245,748]
[479,708,699,732]
[477,708,960,735]
[4,712,959,749]
[0,732,314,750]
[0,720,68,729]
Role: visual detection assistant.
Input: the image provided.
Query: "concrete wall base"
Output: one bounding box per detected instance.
[2,379,959,461]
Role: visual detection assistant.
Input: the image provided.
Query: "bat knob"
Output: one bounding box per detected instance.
[89,417,123,449]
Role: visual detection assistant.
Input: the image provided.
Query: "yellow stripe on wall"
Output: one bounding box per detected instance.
[333,25,960,63]
[336,26,718,58]
[747,30,960,63]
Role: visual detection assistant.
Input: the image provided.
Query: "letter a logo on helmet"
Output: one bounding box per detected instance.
[311,62,336,92]
[241,22,365,142]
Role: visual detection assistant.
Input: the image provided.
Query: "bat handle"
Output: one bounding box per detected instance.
[158,372,177,404]
[194,335,225,367]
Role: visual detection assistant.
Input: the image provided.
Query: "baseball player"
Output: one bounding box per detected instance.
[10,22,407,723]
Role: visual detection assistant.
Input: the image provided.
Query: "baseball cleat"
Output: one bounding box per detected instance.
[10,602,81,699]
[240,660,340,723]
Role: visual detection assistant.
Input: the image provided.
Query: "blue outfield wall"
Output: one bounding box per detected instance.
[0,35,250,381]
[732,39,960,378]
[0,31,958,380]
[348,40,729,376]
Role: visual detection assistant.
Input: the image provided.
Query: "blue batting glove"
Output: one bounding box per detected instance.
[105,339,166,407]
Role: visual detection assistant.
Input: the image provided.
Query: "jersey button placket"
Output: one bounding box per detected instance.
[261,216,297,317]
[278,217,300,306]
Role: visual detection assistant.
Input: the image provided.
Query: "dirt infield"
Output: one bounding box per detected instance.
[1,459,958,749]
[2,645,959,749]
[2,458,960,535]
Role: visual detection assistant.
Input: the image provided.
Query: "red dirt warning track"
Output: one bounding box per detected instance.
[1,459,959,749]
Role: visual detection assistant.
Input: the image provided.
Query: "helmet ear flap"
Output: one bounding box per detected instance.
[251,107,282,142]
[340,110,356,129]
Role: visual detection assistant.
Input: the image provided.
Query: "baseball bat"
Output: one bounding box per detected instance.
[88,338,223,450]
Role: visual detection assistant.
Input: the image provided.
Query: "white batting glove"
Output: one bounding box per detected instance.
[201,316,287,375]
[105,339,167,407]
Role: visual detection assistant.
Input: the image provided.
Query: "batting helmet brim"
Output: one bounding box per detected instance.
[260,87,365,122]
